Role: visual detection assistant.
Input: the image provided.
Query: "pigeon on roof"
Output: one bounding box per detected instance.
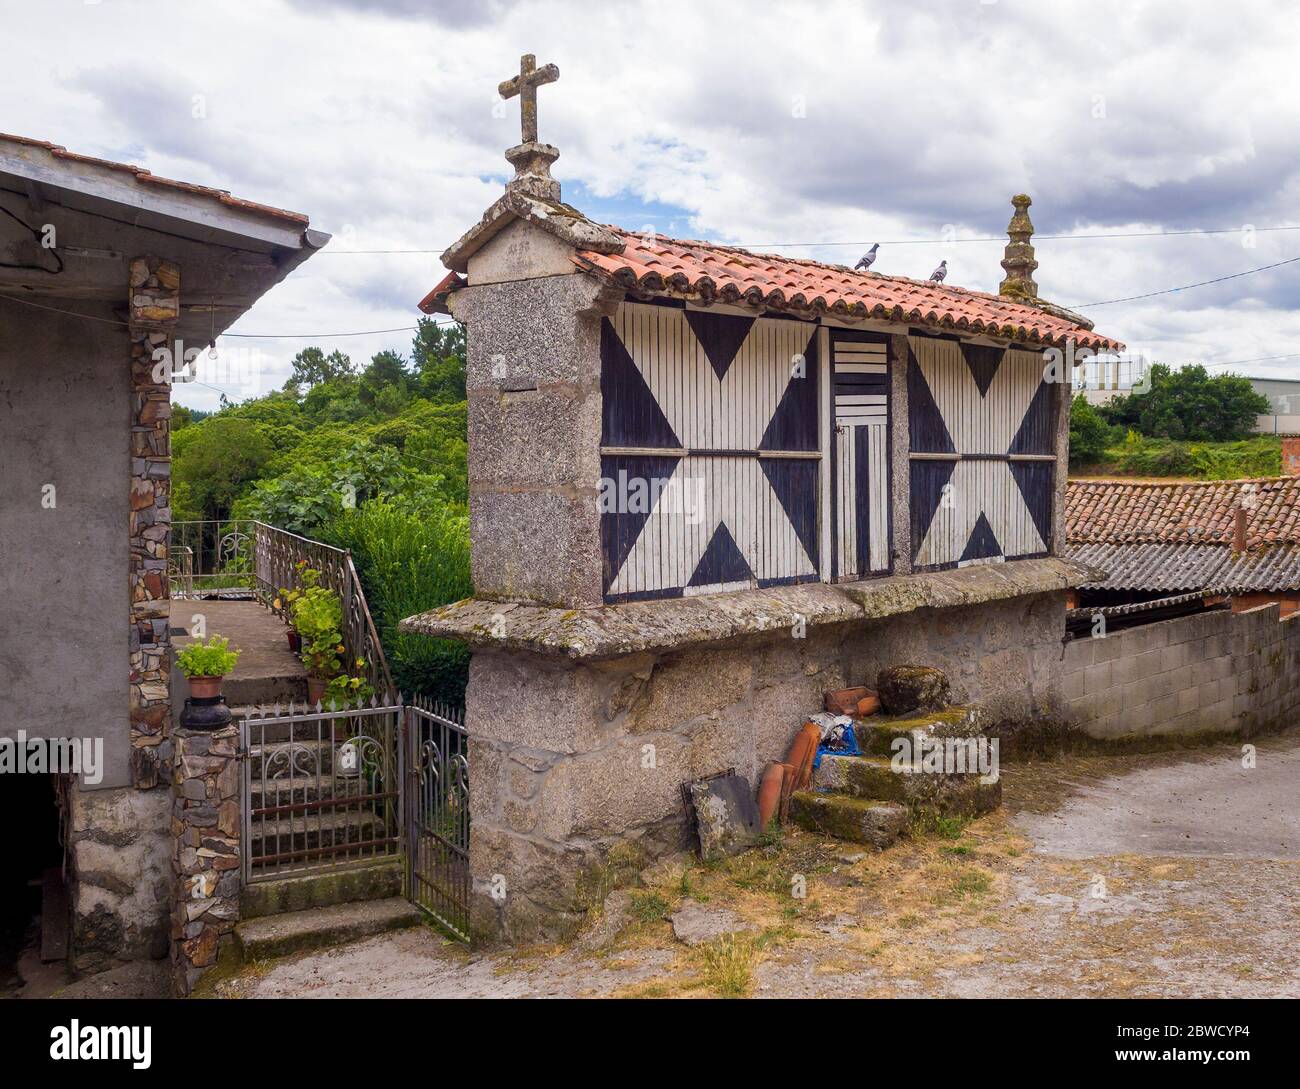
[853,243,879,271]
[929,260,948,282]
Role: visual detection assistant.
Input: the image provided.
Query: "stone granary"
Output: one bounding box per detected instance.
[403,56,1124,940]
[0,133,325,980]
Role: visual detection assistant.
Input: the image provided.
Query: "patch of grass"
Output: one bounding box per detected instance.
[941,844,974,856]
[629,890,671,923]
[693,933,764,997]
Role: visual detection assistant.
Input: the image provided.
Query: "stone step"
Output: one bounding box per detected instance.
[249,774,354,804]
[812,753,1002,817]
[234,897,422,960]
[240,860,404,920]
[854,706,982,756]
[223,673,308,708]
[247,808,390,856]
[788,792,907,848]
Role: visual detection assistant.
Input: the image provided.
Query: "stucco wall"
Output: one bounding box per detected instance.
[1062,604,1300,738]
[467,589,1065,940]
[0,297,132,788]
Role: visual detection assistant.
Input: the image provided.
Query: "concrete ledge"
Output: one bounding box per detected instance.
[399,557,1095,660]
[234,898,421,960]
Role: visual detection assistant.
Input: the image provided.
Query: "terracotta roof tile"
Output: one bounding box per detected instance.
[0,132,310,226]
[572,228,1122,352]
[1066,477,1300,549]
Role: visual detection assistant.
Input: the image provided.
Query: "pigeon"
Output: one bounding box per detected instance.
[929,260,948,282]
[854,243,879,271]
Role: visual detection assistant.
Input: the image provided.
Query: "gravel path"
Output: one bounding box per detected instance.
[228,731,1300,999]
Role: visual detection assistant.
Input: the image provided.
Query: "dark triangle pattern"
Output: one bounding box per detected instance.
[600,454,684,593]
[760,458,819,570]
[759,327,819,451]
[961,343,1003,398]
[959,511,1002,563]
[907,348,956,454]
[909,459,957,562]
[685,309,755,381]
[688,523,754,587]
[1009,460,1054,548]
[600,318,680,448]
[1008,377,1059,455]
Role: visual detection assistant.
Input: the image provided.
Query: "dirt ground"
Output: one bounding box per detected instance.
[220,729,1300,999]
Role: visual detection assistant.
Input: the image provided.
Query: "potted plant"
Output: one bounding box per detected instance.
[176,635,241,700]
[292,580,345,704]
[273,562,320,653]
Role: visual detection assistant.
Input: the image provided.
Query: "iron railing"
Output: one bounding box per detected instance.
[406,697,471,940]
[241,699,404,883]
[168,519,394,699]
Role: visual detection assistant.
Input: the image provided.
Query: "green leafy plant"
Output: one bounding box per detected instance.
[324,663,374,707]
[285,569,345,680]
[176,635,241,679]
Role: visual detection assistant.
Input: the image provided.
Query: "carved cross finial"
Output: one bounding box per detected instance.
[498,54,559,145]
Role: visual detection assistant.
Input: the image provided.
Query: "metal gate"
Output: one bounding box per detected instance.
[241,700,405,884]
[404,699,471,940]
[239,696,472,942]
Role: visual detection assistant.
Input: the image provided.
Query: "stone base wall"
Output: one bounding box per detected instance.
[67,785,171,975]
[1063,603,1300,739]
[468,589,1065,941]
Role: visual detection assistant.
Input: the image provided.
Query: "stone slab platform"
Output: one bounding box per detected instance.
[399,556,1098,660]
[234,898,422,960]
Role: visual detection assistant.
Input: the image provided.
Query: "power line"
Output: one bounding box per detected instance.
[1071,254,1300,308]
[315,223,1300,255]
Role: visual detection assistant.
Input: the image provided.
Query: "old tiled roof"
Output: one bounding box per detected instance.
[1065,540,1300,592]
[572,228,1122,352]
[1065,477,1300,592]
[0,132,310,226]
[1066,477,1300,548]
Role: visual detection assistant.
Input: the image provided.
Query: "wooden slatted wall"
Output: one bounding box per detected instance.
[907,335,1058,570]
[600,302,821,602]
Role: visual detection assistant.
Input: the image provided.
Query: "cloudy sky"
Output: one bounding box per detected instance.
[5,0,1300,410]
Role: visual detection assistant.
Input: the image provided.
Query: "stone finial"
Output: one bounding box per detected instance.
[498,54,562,202]
[998,194,1039,300]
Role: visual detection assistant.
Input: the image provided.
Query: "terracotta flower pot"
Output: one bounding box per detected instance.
[856,694,881,717]
[785,720,822,791]
[286,631,301,653]
[188,675,222,700]
[307,675,328,705]
[758,762,785,829]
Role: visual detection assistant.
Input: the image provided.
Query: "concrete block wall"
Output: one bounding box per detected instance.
[1063,604,1300,739]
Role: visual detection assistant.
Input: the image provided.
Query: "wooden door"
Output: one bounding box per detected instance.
[831,331,891,579]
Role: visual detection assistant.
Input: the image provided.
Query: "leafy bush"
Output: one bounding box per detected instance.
[1101,364,1270,441]
[322,501,472,704]
[176,635,241,678]
[1068,394,1116,468]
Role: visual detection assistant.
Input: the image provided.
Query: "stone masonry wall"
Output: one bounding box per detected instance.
[1062,603,1300,738]
[66,256,177,976]
[468,590,1064,941]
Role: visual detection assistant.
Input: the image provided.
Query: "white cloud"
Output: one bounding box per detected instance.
[4,0,1300,409]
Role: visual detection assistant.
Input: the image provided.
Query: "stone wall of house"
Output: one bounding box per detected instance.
[468,589,1065,941]
[66,786,172,974]
[1062,603,1300,738]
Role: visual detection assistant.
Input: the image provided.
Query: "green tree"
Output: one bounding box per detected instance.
[287,347,356,390]
[1068,393,1113,468]
[172,417,273,521]
[1102,364,1269,441]
[411,318,466,403]
[359,349,411,406]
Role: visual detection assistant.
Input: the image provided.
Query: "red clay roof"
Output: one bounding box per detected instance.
[572,228,1122,352]
[0,132,309,226]
[1066,477,1300,549]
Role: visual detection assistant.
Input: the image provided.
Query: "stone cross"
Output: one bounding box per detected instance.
[498,54,559,145]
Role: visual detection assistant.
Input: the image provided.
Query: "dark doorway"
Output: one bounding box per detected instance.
[0,774,67,995]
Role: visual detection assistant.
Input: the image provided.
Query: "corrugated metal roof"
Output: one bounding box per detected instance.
[1065,541,1300,592]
